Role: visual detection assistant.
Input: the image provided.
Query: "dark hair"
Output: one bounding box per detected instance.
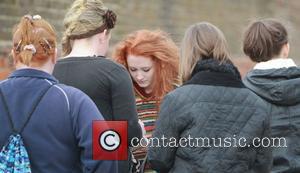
[243,19,288,62]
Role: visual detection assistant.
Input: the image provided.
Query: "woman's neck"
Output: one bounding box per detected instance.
[66,38,106,58]
[144,87,153,94]
[16,62,54,74]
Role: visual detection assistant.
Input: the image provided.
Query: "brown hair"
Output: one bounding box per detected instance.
[113,30,179,99]
[180,22,231,83]
[62,0,117,56]
[12,15,56,67]
[243,19,288,62]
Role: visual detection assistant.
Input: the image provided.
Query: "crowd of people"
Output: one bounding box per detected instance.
[0,0,299,173]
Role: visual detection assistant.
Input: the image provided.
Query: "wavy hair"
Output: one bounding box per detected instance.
[113,30,179,99]
[62,0,117,56]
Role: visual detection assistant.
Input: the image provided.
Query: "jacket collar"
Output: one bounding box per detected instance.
[184,59,245,88]
[254,58,297,70]
[9,68,58,83]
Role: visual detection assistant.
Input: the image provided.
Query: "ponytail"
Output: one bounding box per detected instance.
[17,16,35,65]
[12,14,57,66]
[19,49,34,65]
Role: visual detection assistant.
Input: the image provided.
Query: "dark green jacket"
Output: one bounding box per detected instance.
[244,67,300,173]
[149,59,272,173]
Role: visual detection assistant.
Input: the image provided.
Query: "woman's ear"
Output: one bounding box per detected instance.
[103,29,107,36]
[11,49,17,65]
[98,30,108,44]
[281,43,290,58]
[98,29,111,46]
[51,48,57,64]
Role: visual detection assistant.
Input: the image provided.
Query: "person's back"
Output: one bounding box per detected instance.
[149,22,272,173]
[0,69,116,173]
[150,61,271,173]
[0,15,117,173]
[243,19,300,173]
[54,56,134,121]
[52,0,142,171]
[244,68,300,173]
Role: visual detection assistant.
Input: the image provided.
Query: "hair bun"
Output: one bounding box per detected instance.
[104,10,117,29]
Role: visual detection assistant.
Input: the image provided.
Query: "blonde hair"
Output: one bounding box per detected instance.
[62,0,116,56]
[113,30,179,99]
[180,22,231,83]
[12,15,56,67]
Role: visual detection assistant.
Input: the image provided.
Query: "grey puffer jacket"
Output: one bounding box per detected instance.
[244,67,300,173]
[149,59,272,173]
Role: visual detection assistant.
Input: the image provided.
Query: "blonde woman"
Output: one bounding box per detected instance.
[148,22,272,173]
[52,0,142,172]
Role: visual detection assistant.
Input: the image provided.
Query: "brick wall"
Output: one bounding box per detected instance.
[0,47,12,79]
[0,0,73,79]
[0,0,299,79]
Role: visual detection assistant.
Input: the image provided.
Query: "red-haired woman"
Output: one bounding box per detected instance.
[0,15,116,172]
[113,29,179,172]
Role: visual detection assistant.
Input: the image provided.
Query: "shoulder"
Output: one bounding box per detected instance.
[82,57,129,75]
[160,86,194,112]
[56,56,125,70]
[53,84,94,105]
[102,58,132,83]
[164,84,204,103]
[104,58,128,73]
[168,84,267,106]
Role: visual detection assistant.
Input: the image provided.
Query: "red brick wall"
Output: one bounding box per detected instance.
[1,0,298,80]
[0,48,13,80]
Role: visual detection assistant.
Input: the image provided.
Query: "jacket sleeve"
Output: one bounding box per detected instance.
[253,107,272,173]
[110,66,142,145]
[148,93,189,172]
[68,88,118,173]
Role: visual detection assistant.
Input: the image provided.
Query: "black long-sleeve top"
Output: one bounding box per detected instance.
[53,56,142,172]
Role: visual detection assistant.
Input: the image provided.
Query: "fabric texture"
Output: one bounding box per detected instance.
[253,58,296,70]
[53,56,142,172]
[244,64,300,173]
[0,69,117,173]
[0,134,31,173]
[0,83,52,173]
[149,59,272,173]
[133,84,160,173]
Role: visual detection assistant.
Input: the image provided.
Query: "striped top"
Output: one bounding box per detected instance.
[136,97,159,139]
[132,84,160,172]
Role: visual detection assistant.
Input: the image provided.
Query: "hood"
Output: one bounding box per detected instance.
[243,67,300,106]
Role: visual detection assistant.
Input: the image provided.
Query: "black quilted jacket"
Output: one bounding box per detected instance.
[148,59,272,173]
[244,67,300,173]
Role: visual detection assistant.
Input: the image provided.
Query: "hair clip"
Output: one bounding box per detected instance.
[23,44,36,54]
[24,15,33,20]
[15,39,22,53]
[33,15,41,20]
[43,38,52,49]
